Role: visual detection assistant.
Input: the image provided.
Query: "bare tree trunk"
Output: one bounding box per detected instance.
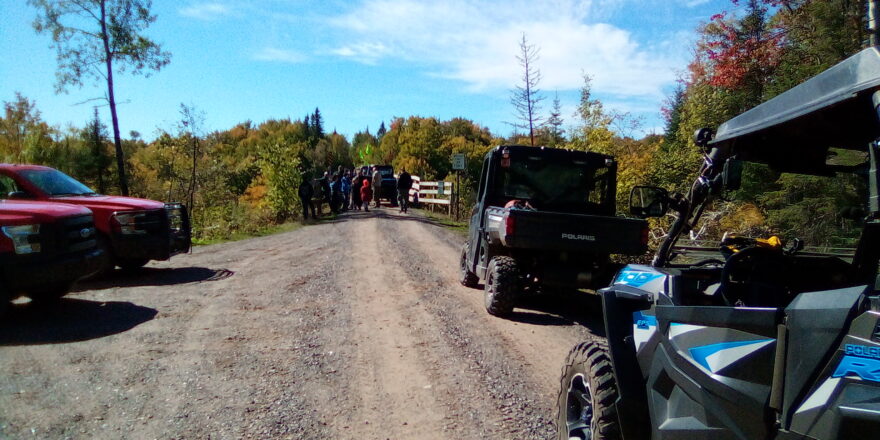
[100,0,129,196]
[189,135,198,210]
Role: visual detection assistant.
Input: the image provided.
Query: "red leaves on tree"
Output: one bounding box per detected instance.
[698,3,786,90]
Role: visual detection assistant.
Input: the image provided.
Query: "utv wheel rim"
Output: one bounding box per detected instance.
[566,373,593,440]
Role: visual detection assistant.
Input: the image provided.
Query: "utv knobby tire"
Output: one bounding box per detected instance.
[484,256,519,317]
[556,340,621,440]
[459,243,479,288]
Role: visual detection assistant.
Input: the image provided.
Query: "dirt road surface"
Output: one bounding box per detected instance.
[0,207,604,439]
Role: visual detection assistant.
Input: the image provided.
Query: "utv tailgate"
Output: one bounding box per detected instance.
[486,208,647,254]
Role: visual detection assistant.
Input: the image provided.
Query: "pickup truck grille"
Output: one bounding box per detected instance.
[42,214,98,255]
[138,209,168,233]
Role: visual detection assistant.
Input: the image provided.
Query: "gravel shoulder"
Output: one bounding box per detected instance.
[0,207,603,439]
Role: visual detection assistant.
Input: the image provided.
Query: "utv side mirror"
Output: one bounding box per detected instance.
[7,191,31,200]
[629,186,669,218]
[723,159,743,191]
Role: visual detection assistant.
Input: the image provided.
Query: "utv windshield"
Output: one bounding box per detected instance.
[376,166,394,178]
[494,153,611,213]
[19,169,96,196]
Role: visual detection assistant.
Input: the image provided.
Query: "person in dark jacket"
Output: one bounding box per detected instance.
[329,173,342,214]
[318,172,331,215]
[396,168,413,213]
[351,170,363,210]
[298,173,317,219]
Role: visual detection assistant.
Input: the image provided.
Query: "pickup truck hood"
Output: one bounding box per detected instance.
[0,200,92,225]
[50,195,165,213]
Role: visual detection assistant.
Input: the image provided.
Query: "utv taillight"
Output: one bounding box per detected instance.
[505,214,515,236]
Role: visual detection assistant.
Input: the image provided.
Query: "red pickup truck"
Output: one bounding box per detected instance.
[0,164,191,272]
[1,200,103,314]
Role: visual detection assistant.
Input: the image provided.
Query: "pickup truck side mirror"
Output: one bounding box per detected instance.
[629,186,669,218]
[7,191,32,200]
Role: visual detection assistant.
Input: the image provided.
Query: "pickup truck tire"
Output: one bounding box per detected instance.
[0,285,9,317]
[556,340,621,440]
[29,283,71,305]
[459,243,479,288]
[484,256,518,317]
[117,258,149,272]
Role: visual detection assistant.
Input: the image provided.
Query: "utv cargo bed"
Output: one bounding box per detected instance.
[485,206,647,255]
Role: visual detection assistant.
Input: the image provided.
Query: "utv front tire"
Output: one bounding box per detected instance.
[459,243,479,288]
[484,256,518,317]
[556,340,621,440]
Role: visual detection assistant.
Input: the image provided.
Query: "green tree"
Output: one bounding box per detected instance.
[29,0,171,196]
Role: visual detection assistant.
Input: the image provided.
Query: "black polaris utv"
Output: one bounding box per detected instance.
[556,46,880,439]
[459,145,648,317]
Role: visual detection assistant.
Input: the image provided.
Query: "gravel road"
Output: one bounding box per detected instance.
[0,207,604,439]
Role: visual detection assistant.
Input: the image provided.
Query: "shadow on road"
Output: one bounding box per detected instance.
[75,267,234,291]
[311,207,451,228]
[508,290,606,336]
[0,299,157,346]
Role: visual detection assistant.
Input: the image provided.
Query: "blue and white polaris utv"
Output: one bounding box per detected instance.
[556,34,880,440]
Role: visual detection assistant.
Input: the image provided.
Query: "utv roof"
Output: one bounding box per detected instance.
[489,144,614,161]
[710,47,880,163]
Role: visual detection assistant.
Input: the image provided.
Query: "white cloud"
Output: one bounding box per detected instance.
[253,47,306,63]
[179,2,233,21]
[326,0,683,100]
[684,0,710,7]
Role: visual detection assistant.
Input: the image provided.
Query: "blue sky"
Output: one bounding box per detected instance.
[0,0,731,141]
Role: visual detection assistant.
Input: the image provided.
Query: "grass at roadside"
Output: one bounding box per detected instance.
[192,221,305,246]
[415,208,468,235]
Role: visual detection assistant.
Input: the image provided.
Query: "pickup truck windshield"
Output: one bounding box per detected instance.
[496,155,609,211]
[19,169,96,196]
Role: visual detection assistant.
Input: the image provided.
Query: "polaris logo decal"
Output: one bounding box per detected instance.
[845,344,880,360]
[833,356,880,382]
[831,344,880,382]
[562,233,595,241]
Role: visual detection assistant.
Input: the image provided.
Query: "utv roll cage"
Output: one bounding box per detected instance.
[649,46,880,289]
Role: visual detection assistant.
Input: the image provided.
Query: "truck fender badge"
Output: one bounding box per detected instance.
[80,228,93,239]
[562,233,595,241]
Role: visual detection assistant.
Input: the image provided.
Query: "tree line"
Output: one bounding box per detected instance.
[1,0,871,247]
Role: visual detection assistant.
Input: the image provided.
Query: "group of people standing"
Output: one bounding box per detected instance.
[297,166,414,219]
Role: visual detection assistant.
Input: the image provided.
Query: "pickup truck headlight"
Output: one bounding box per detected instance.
[111,212,148,235]
[164,204,184,232]
[2,224,41,254]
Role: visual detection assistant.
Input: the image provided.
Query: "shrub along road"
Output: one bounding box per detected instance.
[0,207,603,439]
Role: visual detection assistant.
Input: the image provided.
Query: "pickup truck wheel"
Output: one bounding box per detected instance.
[0,285,9,317]
[556,340,621,440]
[117,258,149,272]
[28,283,72,305]
[459,243,479,288]
[484,256,518,317]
